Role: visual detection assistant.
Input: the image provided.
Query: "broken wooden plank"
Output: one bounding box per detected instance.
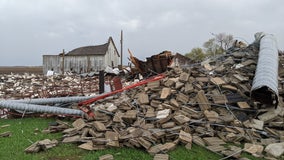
[237,102,251,109]
[203,137,226,146]
[176,92,189,104]
[179,130,192,144]
[204,110,219,122]
[105,131,119,147]
[173,114,190,125]
[156,109,171,119]
[251,119,264,130]
[25,141,40,153]
[192,135,205,147]
[161,122,176,129]
[0,124,10,128]
[72,118,86,131]
[244,143,264,155]
[179,72,190,82]
[138,93,149,104]
[148,144,164,155]
[92,121,107,132]
[137,137,152,150]
[147,81,160,89]
[122,110,137,123]
[211,94,228,104]
[196,90,211,111]
[210,77,225,85]
[78,141,95,151]
[38,139,58,150]
[62,135,80,143]
[99,154,114,160]
[160,87,171,99]
[233,74,249,82]
[153,154,169,160]
[0,131,12,137]
[206,145,226,152]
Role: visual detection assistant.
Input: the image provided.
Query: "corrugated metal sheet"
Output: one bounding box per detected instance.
[251,33,279,106]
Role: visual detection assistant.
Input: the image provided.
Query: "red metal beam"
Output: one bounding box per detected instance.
[77,74,165,118]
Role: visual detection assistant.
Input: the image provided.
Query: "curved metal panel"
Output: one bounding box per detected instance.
[251,33,279,106]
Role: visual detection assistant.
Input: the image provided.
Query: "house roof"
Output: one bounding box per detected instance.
[65,37,120,56]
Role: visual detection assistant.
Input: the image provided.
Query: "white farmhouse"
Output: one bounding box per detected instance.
[43,37,120,74]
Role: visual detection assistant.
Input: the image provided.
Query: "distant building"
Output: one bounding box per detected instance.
[43,37,120,74]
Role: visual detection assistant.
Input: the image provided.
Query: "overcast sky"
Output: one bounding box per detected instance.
[0,0,283,66]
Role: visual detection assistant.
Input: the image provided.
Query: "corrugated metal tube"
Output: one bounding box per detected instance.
[0,100,84,116]
[11,95,98,105]
[251,33,279,106]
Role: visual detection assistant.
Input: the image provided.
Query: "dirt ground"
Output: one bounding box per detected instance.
[0,66,43,75]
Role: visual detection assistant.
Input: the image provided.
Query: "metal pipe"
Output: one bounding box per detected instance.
[0,100,84,116]
[251,32,279,106]
[9,95,97,105]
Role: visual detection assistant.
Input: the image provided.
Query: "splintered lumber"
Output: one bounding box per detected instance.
[210,77,225,85]
[99,154,114,160]
[25,141,40,153]
[138,93,150,104]
[78,141,95,150]
[92,121,107,131]
[244,143,264,155]
[237,102,251,109]
[62,135,80,143]
[148,144,164,155]
[160,88,171,99]
[265,142,284,158]
[72,118,86,130]
[196,90,211,111]
[203,137,226,146]
[137,137,152,150]
[0,131,12,137]
[173,115,190,125]
[204,110,219,122]
[25,139,58,153]
[179,130,192,144]
[154,154,169,160]
[179,72,190,82]
[211,94,228,104]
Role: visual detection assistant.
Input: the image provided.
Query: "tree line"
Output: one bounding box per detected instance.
[185,33,236,61]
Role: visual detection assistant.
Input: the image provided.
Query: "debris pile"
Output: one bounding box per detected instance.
[0,73,100,99]
[1,32,283,159]
[129,50,175,76]
[43,34,284,159]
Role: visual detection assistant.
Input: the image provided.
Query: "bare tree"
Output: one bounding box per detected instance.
[214,33,234,50]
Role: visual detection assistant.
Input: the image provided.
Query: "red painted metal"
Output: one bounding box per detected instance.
[78,74,165,117]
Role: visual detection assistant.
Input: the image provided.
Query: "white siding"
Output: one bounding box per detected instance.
[43,55,61,74]
[105,41,120,68]
[43,40,119,74]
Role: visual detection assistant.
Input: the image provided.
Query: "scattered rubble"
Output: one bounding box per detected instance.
[25,139,58,153]
[0,131,12,137]
[0,73,100,99]
[1,32,284,159]
[99,154,114,160]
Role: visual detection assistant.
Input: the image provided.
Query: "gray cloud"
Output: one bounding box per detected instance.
[0,0,283,66]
